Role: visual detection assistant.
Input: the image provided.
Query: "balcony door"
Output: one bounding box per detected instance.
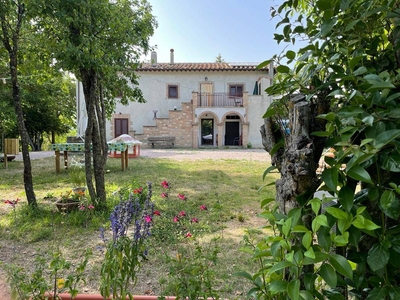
[200,82,213,106]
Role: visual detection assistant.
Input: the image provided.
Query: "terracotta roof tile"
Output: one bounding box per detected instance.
[137,62,268,72]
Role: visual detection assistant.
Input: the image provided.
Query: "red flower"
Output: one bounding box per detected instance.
[173,216,179,223]
[191,217,198,223]
[161,181,170,189]
[177,193,187,201]
[161,192,169,198]
[185,232,192,238]
[179,211,186,217]
[144,215,152,223]
[4,199,19,207]
[153,210,161,216]
[200,205,207,211]
[134,187,143,194]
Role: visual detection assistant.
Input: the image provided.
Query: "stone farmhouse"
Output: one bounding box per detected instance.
[76,49,273,148]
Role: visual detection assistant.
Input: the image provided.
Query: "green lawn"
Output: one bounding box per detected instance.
[0,152,278,299]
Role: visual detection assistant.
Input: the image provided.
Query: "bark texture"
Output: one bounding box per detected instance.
[261,93,329,214]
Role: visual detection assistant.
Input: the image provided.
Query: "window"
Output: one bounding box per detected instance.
[229,85,243,97]
[168,85,178,98]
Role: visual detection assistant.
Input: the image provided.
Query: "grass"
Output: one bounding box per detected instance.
[0,151,278,299]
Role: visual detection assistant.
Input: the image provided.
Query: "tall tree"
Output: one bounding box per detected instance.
[244,0,400,299]
[0,0,36,206]
[33,0,157,204]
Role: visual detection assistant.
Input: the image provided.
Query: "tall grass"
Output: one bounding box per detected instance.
[0,152,278,298]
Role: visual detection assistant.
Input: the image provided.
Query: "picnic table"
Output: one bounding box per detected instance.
[51,142,130,172]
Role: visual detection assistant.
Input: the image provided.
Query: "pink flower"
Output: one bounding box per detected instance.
[200,205,207,211]
[161,192,169,198]
[179,211,186,217]
[161,181,170,189]
[177,193,187,201]
[191,217,198,223]
[134,187,143,194]
[144,215,152,223]
[79,205,85,210]
[153,210,161,216]
[88,204,95,210]
[185,232,192,238]
[173,216,179,223]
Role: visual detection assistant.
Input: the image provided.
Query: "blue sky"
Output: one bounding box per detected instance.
[144,0,290,64]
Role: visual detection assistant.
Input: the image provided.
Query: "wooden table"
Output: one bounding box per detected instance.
[51,142,129,173]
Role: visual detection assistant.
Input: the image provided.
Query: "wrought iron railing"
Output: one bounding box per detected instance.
[198,92,243,107]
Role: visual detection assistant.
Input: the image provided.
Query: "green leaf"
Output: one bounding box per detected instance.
[276,65,291,74]
[373,129,400,149]
[380,190,400,219]
[366,82,395,91]
[309,198,321,215]
[286,50,296,60]
[389,285,400,300]
[321,18,336,37]
[302,232,312,249]
[312,215,329,232]
[381,153,400,172]
[322,168,338,192]
[263,165,277,180]
[366,286,389,300]
[287,279,300,300]
[334,231,349,246]
[292,225,310,233]
[352,215,381,231]
[338,186,354,213]
[282,217,292,237]
[353,66,367,76]
[270,141,284,156]
[391,236,400,254]
[367,243,390,271]
[326,207,349,220]
[320,263,337,288]
[260,198,275,209]
[269,280,288,293]
[262,106,276,118]
[304,247,315,259]
[349,55,364,70]
[268,261,295,275]
[257,59,273,70]
[347,165,373,184]
[329,254,353,279]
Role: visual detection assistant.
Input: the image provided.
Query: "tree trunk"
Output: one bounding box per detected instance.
[80,69,107,204]
[1,2,37,207]
[260,93,329,213]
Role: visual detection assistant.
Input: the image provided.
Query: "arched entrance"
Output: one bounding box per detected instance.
[198,112,218,146]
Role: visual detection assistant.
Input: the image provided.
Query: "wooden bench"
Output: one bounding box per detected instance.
[148,136,175,148]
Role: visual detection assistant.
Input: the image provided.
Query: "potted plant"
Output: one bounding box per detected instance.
[55,190,84,212]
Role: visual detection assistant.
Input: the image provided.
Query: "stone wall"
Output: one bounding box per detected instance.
[135,101,193,148]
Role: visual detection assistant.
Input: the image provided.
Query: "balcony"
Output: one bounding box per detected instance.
[193,92,246,108]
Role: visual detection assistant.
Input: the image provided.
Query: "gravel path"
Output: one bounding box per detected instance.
[14,148,271,162]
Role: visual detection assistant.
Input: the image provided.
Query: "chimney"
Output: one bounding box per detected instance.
[170,48,174,64]
[151,51,157,65]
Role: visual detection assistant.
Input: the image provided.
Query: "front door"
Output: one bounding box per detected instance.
[114,118,128,137]
[225,122,239,145]
[201,119,213,145]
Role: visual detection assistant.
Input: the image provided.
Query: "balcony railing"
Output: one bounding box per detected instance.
[198,92,243,107]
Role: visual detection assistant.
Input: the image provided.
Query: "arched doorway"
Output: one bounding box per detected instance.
[201,118,214,145]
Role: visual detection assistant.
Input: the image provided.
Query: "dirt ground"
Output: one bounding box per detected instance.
[0,148,271,299]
